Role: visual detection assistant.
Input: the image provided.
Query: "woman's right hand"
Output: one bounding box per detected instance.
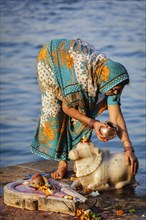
[93,121,108,142]
[62,101,109,142]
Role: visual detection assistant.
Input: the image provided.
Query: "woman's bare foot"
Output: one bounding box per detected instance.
[51,161,68,179]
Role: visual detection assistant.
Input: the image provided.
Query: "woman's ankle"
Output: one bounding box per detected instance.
[51,161,68,179]
[58,160,68,167]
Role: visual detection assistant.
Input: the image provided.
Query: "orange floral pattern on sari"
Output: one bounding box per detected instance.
[59,42,67,66]
[100,65,110,82]
[37,46,48,62]
[66,53,74,69]
[52,50,58,66]
[43,122,54,140]
[95,59,106,75]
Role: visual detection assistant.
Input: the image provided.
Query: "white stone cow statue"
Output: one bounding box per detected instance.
[69,142,135,192]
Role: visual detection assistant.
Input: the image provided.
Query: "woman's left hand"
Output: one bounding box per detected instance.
[125,151,139,175]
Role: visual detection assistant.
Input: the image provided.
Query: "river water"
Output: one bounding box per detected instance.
[0,0,146,196]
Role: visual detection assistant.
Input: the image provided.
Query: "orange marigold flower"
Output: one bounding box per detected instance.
[101,65,110,82]
[116,210,124,216]
[81,136,90,143]
[38,47,47,62]
[66,53,74,69]
[76,208,84,217]
[43,122,54,140]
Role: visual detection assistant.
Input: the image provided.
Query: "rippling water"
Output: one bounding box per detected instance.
[0,0,146,196]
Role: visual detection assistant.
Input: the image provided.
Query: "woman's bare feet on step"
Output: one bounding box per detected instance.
[51,161,68,179]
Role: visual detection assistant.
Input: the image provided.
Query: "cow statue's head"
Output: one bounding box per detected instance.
[69,142,103,177]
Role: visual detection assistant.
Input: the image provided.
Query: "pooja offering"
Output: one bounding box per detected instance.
[29,173,56,196]
[4,173,87,215]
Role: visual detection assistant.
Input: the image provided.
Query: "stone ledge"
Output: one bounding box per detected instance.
[1,160,146,219]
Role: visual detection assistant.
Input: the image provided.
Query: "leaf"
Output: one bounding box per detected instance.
[129,209,136,213]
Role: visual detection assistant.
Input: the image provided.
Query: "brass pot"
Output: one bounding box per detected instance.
[100,121,118,140]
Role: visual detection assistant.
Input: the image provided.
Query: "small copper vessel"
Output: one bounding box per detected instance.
[100,121,118,140]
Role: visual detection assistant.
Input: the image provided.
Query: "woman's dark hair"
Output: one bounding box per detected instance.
[121,79,130,86]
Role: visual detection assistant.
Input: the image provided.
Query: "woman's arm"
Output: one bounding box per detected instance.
[108,104,139,174]
[62,100,91,125]
[108,104,130,142]
[62,100,107,139]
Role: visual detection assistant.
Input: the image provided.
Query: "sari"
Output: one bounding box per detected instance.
[31,38,129,161]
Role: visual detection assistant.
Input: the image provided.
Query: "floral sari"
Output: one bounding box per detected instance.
[31,38,129,161]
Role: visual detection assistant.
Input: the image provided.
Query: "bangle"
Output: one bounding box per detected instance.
[88,119,100,128]
[122,140,132,145]
[124,146,135,153]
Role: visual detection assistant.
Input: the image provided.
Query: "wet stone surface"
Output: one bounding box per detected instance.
[0,160,146,219]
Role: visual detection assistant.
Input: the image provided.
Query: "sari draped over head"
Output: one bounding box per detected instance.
[31,38,129,161]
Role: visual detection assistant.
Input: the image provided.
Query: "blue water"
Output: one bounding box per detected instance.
[0,0,146,196]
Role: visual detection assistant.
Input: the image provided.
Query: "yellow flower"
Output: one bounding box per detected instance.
[37,47,47,62]
[101,65,110,81]
[66,53,74,69]
[43,122,54,140]
[81,136,90,143]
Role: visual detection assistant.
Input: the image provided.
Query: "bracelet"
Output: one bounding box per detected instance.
[124,146,135,153]
[122,140,132,145]
[88,119,100,128]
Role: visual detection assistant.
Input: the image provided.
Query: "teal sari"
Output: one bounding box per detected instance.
[31,38,129,161]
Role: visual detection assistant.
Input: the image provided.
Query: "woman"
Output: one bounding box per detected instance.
[31,38,138,179]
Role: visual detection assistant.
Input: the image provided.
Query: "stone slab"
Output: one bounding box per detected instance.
[4,179,87,215]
